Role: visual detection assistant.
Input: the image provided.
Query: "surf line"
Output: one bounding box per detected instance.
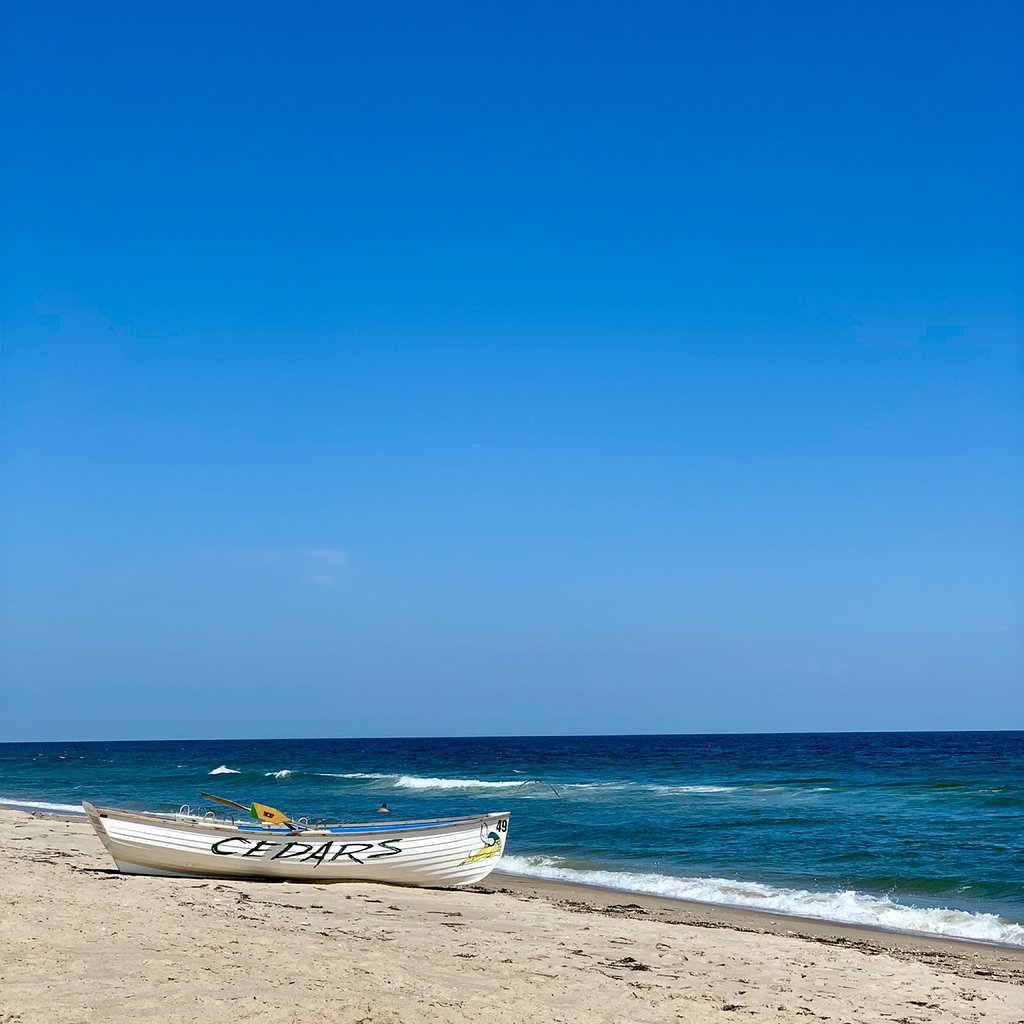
[210,836,402,865]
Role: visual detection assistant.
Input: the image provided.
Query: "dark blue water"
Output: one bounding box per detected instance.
[1,732,1021,944]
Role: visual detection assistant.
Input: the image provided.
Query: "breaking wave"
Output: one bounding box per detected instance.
[208,765,241,775]
[647,784,736,794]
[304,771,843,797]
[310,773,831,796]
[316,772,524,790]
[264,770,293,779]
[394,775,525,790]
[315,772,394,780]
[499,856,1024,947]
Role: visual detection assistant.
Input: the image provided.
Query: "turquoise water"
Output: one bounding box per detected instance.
[1,732,1021,944]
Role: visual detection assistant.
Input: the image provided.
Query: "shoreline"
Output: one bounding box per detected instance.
[4,800,1022,954]
[3,808,1023,1022]
[4,801,1023,956]
[487,871,1024,971]
[5,803,1024,963]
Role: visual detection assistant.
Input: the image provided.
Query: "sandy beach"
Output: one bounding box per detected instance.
[2,810,1023,1023]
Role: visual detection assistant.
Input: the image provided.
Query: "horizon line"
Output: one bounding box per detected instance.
[2,727,1022,745]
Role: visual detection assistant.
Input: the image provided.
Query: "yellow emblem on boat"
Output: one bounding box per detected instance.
[462,830,502,864]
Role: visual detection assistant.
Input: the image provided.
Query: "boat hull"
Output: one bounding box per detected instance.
[84,802,510,887]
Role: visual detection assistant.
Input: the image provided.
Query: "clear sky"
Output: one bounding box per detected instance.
[1,2,1021,741]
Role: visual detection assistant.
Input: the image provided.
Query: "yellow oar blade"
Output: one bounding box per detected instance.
[201,793,301,831]
[250,801,294,827]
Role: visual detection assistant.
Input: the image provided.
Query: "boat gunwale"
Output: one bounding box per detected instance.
[84,802,511,837]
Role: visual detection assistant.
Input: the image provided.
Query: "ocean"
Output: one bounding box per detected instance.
[1,731,1021,946]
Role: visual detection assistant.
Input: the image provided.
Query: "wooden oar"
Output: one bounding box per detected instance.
[202,792,249,813]
[201,792,302,831]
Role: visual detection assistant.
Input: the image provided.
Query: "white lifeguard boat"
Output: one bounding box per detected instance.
[84,800,510,887]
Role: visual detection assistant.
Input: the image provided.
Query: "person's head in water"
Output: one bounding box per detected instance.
[378,803,390,813]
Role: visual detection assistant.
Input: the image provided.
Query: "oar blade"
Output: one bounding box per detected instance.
[250,801,294,827]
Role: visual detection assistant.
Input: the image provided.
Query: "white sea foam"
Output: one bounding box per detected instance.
[499,856,1024,947]
[315,772,396,780]
[315,772,525,789]
[393,775,524,790]
[647,784,735,794]
[309,773,834,797]
[264,770,292,779]
[0,797,85,815]
[208,765,241,775]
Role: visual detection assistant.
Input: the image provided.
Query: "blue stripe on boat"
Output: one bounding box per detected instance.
[236,819,469,834]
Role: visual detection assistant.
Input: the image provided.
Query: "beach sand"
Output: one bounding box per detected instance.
[2,809,1022,1023]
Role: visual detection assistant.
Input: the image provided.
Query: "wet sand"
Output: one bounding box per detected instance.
[2,808,1022,1022]
[488,872,1024,985]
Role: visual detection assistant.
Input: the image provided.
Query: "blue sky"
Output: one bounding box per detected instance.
[1,2,1021,740]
